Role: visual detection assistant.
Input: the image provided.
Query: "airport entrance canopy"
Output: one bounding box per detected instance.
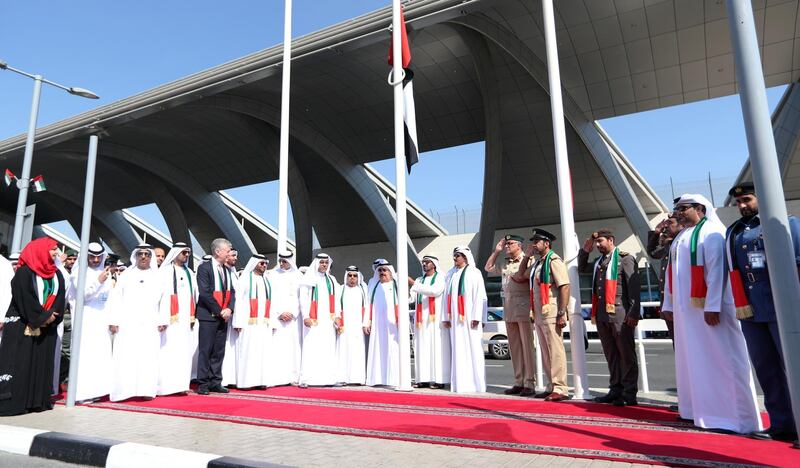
[3,0,796,261]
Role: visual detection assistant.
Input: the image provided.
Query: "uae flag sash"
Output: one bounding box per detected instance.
[689,217,709,308]
[415,271,438,328]
[725,221,755,319]
[248,272,272,325]
[170,265,196,324]
[309,274,335,326]
[212,266,231,309]
[369,280,399,324]
[26,275,59,337]
[531,251,556,314]
[446,269,468,322]
[591,248,619,323]
[339,285,366,333]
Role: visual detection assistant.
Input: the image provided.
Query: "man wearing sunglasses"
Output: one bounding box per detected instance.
[662,194,761,435]
[108,244,165,402]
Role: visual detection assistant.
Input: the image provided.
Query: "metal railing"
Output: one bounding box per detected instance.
[486,301,665,394]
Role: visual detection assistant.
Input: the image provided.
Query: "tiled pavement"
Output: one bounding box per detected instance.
[0,389,729,467]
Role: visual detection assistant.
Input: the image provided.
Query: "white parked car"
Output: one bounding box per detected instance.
[483,308,509,360]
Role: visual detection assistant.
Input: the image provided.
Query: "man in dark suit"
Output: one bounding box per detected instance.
[195,238,235,395]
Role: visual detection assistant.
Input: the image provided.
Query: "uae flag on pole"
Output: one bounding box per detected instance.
[4,169,15,187]
[389,6,419,173]
[31,175,46,193]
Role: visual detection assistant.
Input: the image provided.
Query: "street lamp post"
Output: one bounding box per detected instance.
[0,60,99,254]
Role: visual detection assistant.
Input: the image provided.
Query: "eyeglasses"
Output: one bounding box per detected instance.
[137,251,152,257]
[257,261,267,266]
[346,273,358,277]
[674,205,695,212]
[377,268,390,273]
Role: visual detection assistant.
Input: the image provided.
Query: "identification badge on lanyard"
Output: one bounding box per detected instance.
[747,251,766,269]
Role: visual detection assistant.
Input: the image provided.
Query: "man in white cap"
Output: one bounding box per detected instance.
[68,242,113,403]
[336,266,367,386]
[232,254,273,389]
[408,255,449,389]
[156,242,197,396]
[298,253,339,387]
[662,194,761,434]
[364,259,401,387]
[445,246,487,393]
[108,244,165,401]
[268,251,302,386]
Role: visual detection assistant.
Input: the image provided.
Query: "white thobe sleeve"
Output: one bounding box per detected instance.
[232,280,250,329]
[298,284,311,320]
[661,266,673,312]
[157,275,172,326]
[470,270,488,323]
[701,229,726,313]
[107,278,125,326]
[410,278,445,297]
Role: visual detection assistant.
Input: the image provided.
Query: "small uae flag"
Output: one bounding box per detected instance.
[389,6,419,173]
[31,175,46,193]
[4,169,16,187]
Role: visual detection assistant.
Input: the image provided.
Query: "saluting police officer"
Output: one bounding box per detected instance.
[485,234,536,396]
[727,182,798,444]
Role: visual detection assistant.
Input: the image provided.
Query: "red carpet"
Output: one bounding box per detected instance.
[86,387,795,467]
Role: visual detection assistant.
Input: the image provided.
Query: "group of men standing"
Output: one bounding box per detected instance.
[484,182,796,447]
[54,237,491,403]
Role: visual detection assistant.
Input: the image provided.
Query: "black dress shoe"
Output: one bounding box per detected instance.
[748,430,773,440]
[534,391,550,399]
[196,387,210,395]
[503,386,524,395]
[519,387,535,397]
[209,385,229,394]
[611,397,627,407]
[594,394,619,404]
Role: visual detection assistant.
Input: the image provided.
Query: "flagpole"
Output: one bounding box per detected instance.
[66,134,99,408]
[392,0,412,392]
[277,0,292,258]
[541,0,589,400]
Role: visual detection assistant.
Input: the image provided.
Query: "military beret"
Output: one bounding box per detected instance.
[729,181,755,197]
[530,228,557,242]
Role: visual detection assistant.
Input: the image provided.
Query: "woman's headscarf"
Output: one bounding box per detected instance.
[18,237,58,278]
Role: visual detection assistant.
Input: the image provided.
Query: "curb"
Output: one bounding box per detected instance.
[0,424,285,467]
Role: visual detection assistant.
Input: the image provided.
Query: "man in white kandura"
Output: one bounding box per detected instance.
[408,255,450,389]
[445,246,487,393]
[108,244,165,401]
[69,242,113,403]
[335,266,367,386]
[157,242,197,396]
[662,194,762,434]
[364,259,401,388]
[221,248,240,387]
[232,254,273,389]
[268,251,302,387]
[298,253,339,387]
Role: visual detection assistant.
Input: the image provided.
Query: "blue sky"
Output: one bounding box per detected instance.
[0,1,787,242]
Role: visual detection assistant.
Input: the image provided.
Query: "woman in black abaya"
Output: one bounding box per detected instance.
[0,237,65,416]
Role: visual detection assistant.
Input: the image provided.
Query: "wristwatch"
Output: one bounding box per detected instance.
[557,310,567,317]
